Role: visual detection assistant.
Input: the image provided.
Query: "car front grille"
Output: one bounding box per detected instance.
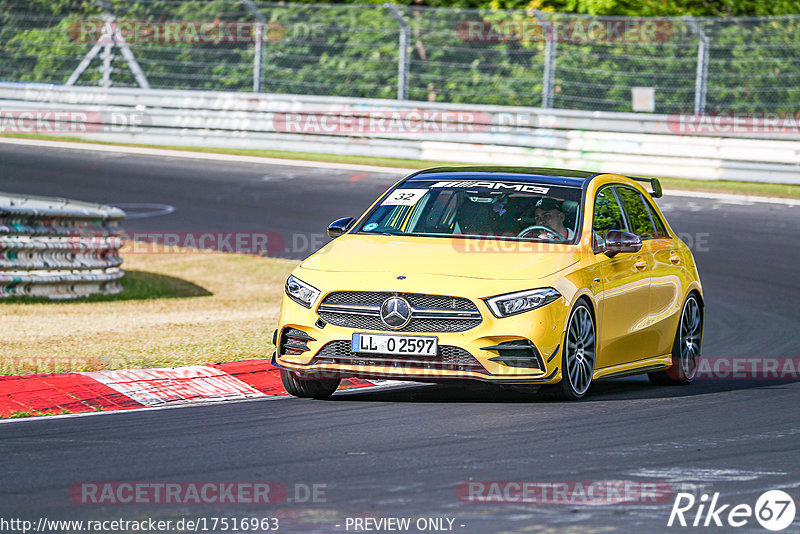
[313,340,488,374]
[317,291,482,333]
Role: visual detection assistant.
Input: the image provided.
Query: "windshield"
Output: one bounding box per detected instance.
[358,178,582,243]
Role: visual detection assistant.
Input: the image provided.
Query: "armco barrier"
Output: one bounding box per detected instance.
[0,192,125,299]
[1,83,799,184]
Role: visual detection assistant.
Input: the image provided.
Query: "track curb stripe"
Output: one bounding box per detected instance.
[0,373,145,417]
[83,366,269,407]
[0,360,380,418]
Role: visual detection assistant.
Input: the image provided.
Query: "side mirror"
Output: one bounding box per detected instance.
[327,217,355,238]
[604,230,642,257]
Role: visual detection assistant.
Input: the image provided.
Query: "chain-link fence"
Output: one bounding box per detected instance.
[2,0,799,113]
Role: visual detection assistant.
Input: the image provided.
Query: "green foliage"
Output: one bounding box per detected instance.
[592,187,624,236]
[0,0,798,112]
[390,0,800,16]
[1,0,103,83]
[615,186,655,238]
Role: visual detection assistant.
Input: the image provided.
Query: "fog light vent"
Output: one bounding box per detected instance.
[280,327,316,356]
[481,340,543,369]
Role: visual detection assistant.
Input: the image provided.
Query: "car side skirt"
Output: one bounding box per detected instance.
[593,354,673,380]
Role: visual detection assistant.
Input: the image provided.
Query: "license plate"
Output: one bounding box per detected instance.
[352,333,438,357]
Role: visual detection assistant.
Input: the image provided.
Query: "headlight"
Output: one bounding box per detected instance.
[285,275,321,308]
[483,288,561,318]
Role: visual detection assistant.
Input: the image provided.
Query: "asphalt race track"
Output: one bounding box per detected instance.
[1,142,799,533]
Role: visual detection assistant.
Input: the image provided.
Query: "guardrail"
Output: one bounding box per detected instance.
[1,83,799,184]
[0,192,125,299]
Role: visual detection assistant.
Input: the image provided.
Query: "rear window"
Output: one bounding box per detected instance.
[643,199,670,238]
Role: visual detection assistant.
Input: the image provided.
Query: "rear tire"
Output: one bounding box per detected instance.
[649,294,703,386]
[280,369,340,399]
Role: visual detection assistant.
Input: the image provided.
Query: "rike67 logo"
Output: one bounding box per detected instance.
[669,490,796,531]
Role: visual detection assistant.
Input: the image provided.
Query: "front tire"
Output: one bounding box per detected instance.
[280,369,340,399]
[540,301,596,401]
[649,294,702,386]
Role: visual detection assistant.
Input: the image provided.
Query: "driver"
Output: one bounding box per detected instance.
[533,198,574,240]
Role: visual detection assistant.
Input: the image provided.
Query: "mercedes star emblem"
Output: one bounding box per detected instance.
[380,296,412,330]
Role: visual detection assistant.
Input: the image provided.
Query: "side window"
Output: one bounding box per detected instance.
[643,200,670,238]
[592,186,626,251]
[615,187,656,239]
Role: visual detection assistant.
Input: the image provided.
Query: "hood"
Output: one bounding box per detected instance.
[301,234,581,280]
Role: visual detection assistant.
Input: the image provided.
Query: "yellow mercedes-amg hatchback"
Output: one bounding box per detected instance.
[272,167,703,400]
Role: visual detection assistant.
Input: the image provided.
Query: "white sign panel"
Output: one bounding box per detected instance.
[632,87,655,112]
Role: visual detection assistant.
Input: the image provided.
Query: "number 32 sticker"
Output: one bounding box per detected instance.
[382,189,428,206]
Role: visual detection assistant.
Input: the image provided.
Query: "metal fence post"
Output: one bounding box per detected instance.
[254,22,264,93]
[241,0,265,92]
[685,16,709,114]
[101,42,113,88]
[534,10,556,109]
[98,0,149,88]
[385,4,410,101]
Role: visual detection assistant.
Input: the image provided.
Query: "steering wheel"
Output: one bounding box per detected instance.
[517,224,566,240]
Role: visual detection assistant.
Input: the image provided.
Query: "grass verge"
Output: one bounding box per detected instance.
[0,243,298,375]
[3,133,800,200]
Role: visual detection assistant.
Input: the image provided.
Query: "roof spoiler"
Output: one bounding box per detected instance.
[630,176,663,198]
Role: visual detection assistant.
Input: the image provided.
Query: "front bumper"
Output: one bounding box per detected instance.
[274,293,567,385]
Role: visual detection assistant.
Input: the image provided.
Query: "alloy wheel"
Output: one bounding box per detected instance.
[679,296,702,380]
[565,305,595,396]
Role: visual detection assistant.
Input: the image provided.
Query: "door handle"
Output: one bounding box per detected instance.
[669,252,681,265]
[634,258,648,271]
